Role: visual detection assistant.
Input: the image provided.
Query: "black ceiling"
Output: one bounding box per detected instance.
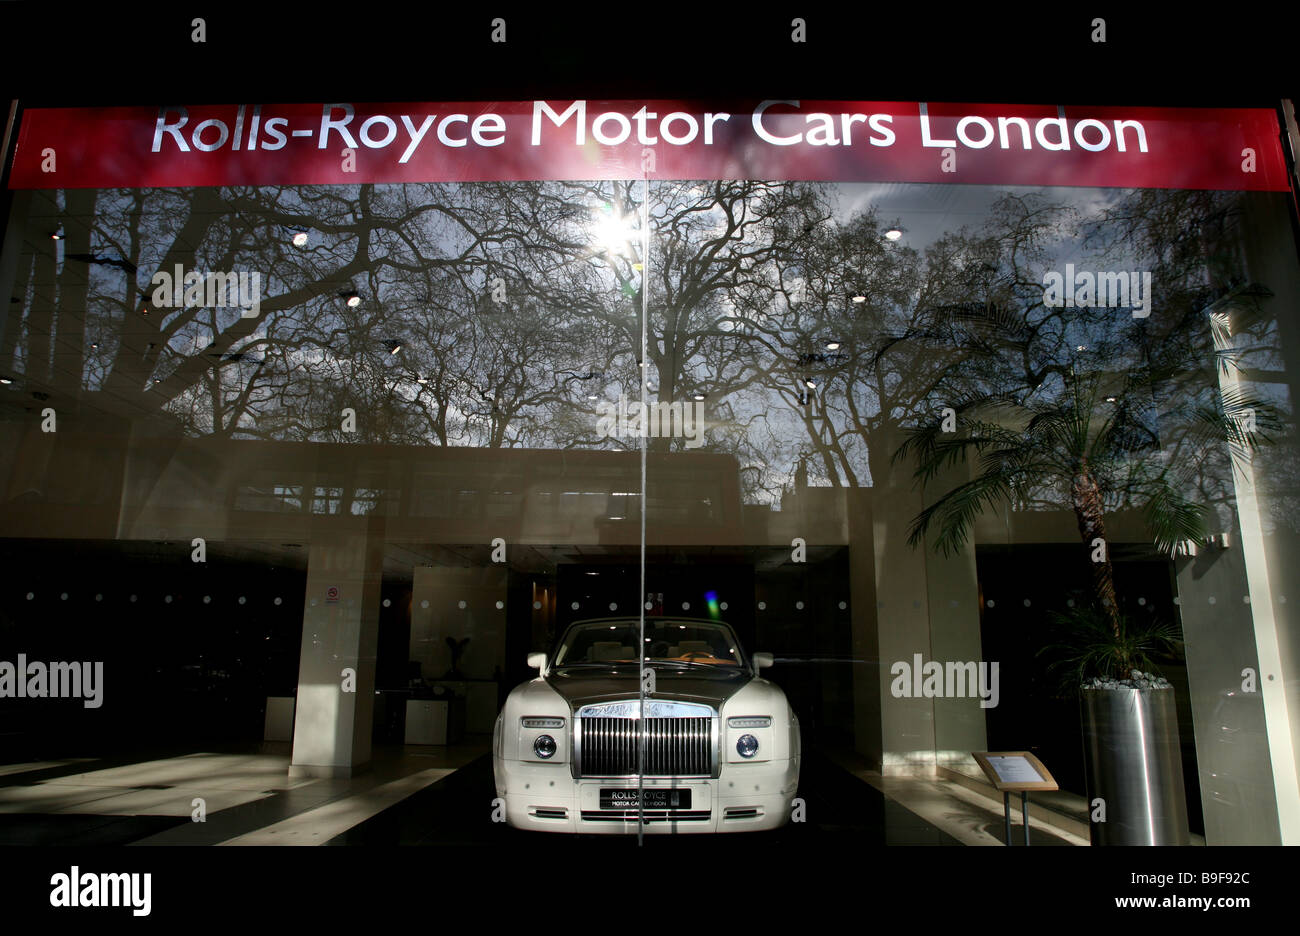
[0,4,1294,109]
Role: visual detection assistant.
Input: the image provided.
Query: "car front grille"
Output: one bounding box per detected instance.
[576,715,714,777]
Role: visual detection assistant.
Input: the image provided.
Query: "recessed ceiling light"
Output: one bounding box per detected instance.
[1105,396,1117,403]
[416,376,429,385]
[885,229,903,240]
[804,377,818,389]
[693,393,706,401]
[587,393,598,401]
[825,341,841,351]
[851,295,866,303]
[343,291,361,307]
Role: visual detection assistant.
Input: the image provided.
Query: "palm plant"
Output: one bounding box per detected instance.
[894,358,1276,642]
[1037,606,1182,691]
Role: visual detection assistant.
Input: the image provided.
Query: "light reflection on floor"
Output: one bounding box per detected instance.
[0,742,1092,846]
[0,742,490,845]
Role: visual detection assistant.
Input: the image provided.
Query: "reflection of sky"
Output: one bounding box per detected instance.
[834,181,1125,264]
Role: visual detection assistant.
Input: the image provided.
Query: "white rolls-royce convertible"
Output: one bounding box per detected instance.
[493,616,800,833]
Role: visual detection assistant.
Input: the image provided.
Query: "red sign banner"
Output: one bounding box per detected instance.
[6,100,1291,192]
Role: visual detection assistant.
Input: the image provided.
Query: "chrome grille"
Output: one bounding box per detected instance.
[576,713,714,777]
[578,717,711,777]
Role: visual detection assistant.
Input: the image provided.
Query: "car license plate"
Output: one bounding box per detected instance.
[599,788,691,809]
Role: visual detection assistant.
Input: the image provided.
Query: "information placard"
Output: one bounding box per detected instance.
[972,751,1058,792]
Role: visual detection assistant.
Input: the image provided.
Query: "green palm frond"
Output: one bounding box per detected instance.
[1140,480,1208,556]
[1037,606,1183,693]
[908,469,1016,555]
[1190,387,1282,454]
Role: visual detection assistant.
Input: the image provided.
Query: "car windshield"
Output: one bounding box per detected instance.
[553,619,745,669]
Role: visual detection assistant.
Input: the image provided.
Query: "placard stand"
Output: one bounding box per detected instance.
[971,751,1058,846]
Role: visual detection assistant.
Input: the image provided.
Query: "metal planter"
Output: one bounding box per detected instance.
[1081,687,1190,845]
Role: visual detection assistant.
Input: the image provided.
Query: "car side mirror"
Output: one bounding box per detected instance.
[527,652,547,672]
[752,652,774,671]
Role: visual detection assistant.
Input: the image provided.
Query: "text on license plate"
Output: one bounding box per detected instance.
[599,788,692,809]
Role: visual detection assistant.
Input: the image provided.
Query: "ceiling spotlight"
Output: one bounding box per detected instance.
[693,393,706,401]
[89,342,99,350]
[291,231,309,247]
[825,341,841,351]
[387,340,403,355]
[884,229,903,240]
[587,393,598,401]
[340,290,361,307]
[851,295,866,303]
[1105,396,1118,403]
[804,377,818,389]
[416,376,429,385]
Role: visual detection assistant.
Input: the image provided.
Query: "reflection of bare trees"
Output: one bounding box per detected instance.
[4,180,1292,522]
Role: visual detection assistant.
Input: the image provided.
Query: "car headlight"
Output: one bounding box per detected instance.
[522,717,565,729]
[533,734,557,759]
[736,734,759,758]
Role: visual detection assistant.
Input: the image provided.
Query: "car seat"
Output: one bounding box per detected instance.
[590,641,629,661]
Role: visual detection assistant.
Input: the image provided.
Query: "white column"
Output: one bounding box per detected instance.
[288,522,384,778]
[1203,302,1300,842]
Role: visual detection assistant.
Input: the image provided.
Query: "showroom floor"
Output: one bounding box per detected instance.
[0,742,1086,847]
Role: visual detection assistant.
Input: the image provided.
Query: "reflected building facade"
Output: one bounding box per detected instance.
[2,101,1299,845]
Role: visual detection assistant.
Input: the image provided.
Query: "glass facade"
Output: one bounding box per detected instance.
[2,99,1299,858]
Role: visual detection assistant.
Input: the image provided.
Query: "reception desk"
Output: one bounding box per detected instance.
[404,697,466,745]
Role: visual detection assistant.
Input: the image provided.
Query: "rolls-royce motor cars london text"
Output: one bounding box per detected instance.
[493,617,801,833]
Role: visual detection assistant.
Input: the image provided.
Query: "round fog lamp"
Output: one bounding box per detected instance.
[533,734,557,759]
[736,734,759,758]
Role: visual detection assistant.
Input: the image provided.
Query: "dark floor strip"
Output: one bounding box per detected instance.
[0,813,190,846]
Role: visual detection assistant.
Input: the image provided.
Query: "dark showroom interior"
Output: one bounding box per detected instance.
[1,7,1298,854]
